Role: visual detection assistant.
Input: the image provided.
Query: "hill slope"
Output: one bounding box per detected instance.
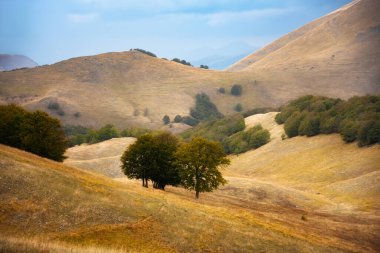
[4,144,378,252]
[0,54,38,71]
[227,0,380,100]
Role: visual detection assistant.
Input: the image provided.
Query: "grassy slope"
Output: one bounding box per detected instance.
[2,144,379,252]
[64,137,136,178]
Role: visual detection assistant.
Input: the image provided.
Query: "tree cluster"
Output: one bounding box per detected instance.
[231,84,242,96]
[0,104,67,161]
[65,124,150,147]
[172,58,192,66]
[121,133,229,198]
[275,95,380,146]
[133,48,157,57]
[200,65,209,69]
[181,114,270,154]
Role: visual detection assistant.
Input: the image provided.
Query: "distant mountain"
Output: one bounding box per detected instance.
[0,54,38,71]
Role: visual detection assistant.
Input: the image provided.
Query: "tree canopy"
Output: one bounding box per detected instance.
[176,137,229,198]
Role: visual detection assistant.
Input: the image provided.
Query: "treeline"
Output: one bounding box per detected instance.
[121,132,229,198]
[0,104,67,161]
[64,124,150,147]
[275,95,380,146]
[181,114,270,154]
[133,48,157,57]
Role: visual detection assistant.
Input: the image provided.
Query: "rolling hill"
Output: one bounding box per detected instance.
[2,140,380,252]
[1,0,379,129]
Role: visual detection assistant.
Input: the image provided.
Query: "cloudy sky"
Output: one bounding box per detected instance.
[0,0,351,67]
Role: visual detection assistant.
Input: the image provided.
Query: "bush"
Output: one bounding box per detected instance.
[340,120,358,143]
[174,115,183,123]
[172,58,192,66]
[163,115,170,125]
[200,65,209,69]
[218,87,225,94]
[96,124,119,142]
[120,127,150,138]
[182,116,199,126]
[47,102,60,110]
[284,112,303,138]
[298,114,320,137]
[231,84,242,96]
[234,103,243,112]
[134,48,157,57]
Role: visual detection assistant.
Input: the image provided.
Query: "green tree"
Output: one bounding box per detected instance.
[176,137,230,198]
[120,133,180,190]
[174,115,183,123]
[284,112,303,138]
[20,111,67,161]
[0,104,27,148]
[163,115,170,125]
[96,124,119,142]
[190,93,223,121]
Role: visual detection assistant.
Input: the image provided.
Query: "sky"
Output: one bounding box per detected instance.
[0,0,351,67]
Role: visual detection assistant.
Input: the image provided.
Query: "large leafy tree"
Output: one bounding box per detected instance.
[0,105,67,161]
[176,137,230,198]
[120,132,180,190]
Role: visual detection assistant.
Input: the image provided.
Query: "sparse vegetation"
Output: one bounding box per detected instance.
[231,84,242,96]
[275,95,380,146]
[0,104,67,161]
[176,137,229,198]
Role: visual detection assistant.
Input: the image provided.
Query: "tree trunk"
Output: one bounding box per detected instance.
[195,167,200,199]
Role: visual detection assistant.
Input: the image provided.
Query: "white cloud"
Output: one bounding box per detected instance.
[66,13,99,23]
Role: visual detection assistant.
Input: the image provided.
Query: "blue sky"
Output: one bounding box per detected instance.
[0,0,351,66]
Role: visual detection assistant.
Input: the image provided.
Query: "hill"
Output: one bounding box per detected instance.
[227,0,380,100]
[1,0,379,129]
[4,144,380,252]
[0,54,38,71]
[64,137,136,178]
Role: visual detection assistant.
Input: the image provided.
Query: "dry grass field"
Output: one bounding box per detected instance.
[0,0,379,129]
[4,143,379,252]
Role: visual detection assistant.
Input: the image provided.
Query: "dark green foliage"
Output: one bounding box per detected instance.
[234,103,243,112]
[284,112,303,138]
[121,132,180,190]
[96,124,119,142]
[181,114,269,154]
[217,87,225,94]
[174,115,183,123]
[225,124,270,154]
[243,107,277,117]
[47,102,60,110]
[231,84,242,96]
[200,65,209,69]
[134,48,157,57]
[0,105,67,161]
[182,116,199,126]
[64,125,91,146]
[190,93,223,122]
[163,115,170,125]
[176,137,229,198]
[172,58,192,66]
[276,95,380,146]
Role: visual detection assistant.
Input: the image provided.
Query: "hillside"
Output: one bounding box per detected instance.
[64,137,136,177]
[0,54,38,71]
[4,144,379,252]
[1,0,379,130]
[227,0,380,100]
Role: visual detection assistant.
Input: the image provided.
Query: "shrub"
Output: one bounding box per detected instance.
[231,84,242,96]
[120,127,150,138]
[47,102,60,110]
[163,115,170,125]
[234,103,243,112]
[284,112,303,138]
[218,87,225,94]
[134,48,157,57]
[200,65,209,69]
[182,116,199,126]
[172,58,192,66]
[96,124,119,142]
[174,115,183,123]
[298,114,320,137]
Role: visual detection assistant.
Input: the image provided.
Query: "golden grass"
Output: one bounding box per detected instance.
[3,143,379,252]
